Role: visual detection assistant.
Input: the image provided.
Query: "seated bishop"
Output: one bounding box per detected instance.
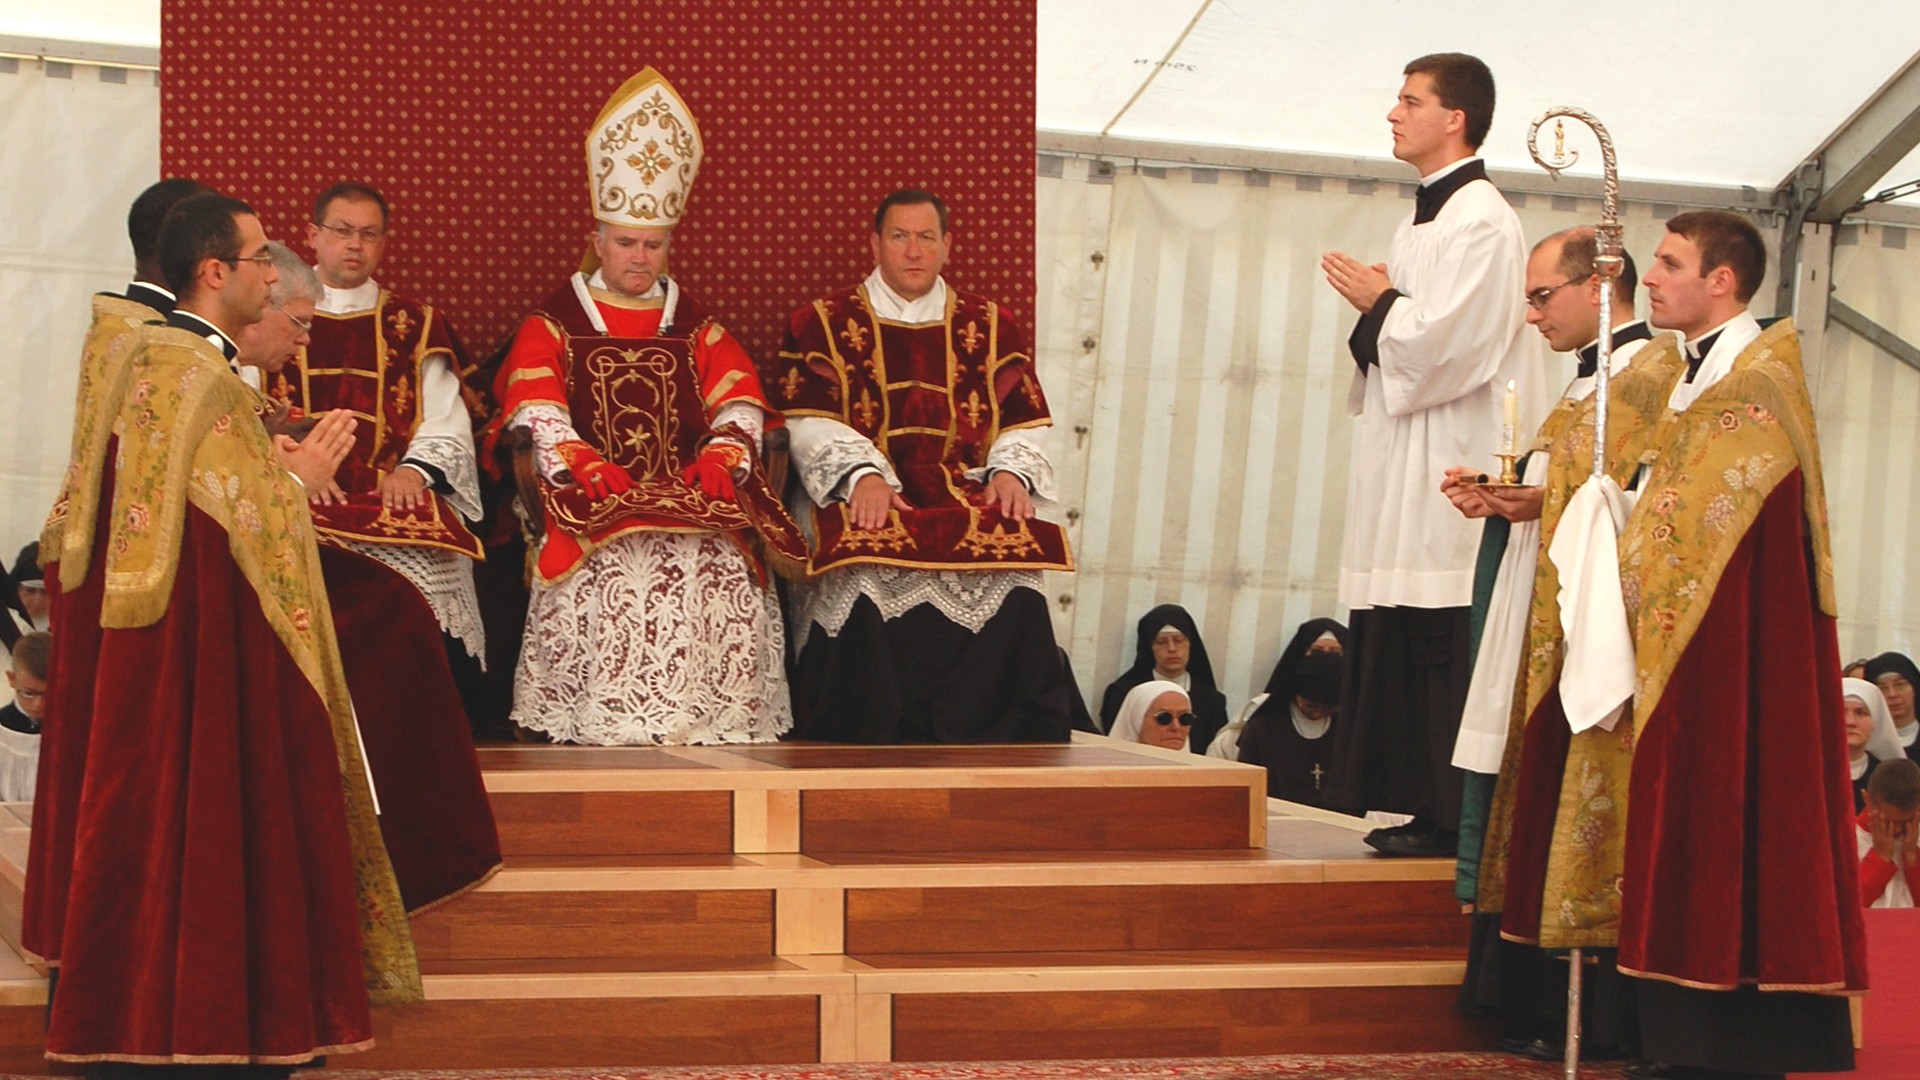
[490,67,804,746]
[770,188,1074,744]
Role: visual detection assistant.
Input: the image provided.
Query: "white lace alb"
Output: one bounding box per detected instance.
[343,539,487,661]
[790,564,1045,640]
[513,530,791,745]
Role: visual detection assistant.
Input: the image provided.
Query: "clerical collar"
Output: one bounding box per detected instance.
[125,280,177,313]
[1414,157,1486,225]
[317,278,380,316]
[1683,313,1746,381]
[864,266,948,324]
[165,309,240,366]
[1290,700,1331,741]
[1575,320,1652,377]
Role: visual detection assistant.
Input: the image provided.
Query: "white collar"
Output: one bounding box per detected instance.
[1667,310,1762,410]
[170,309,239,373]
[1852,753,1871,780]
[1290,700,1332,741]
[1564,323,1652,402]
[1153,669,1192,692]
[1899,721,1917,748]
[1418,155,1481,185]
[317,278,380,316]
[864,266,947,324]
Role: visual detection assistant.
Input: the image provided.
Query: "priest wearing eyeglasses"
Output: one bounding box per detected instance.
[259,182,493,712]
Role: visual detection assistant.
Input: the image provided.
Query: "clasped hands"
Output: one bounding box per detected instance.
[844,470,1032,531]
[1321,251,1393,313]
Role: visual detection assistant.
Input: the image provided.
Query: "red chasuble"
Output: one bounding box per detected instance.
[771,283,1072,575]
[1499,320,1864,995]
[28,326,420,1064]
[494,278,805,583]
[267,290,485,558]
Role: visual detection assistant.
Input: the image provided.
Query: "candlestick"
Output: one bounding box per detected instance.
[1503,378,1518,456]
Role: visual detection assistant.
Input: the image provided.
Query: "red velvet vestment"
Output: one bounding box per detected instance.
[494,279,804,583]
[317,543,501,912]
[1499,320,1865,995]
[27,325,419,1064]
[771,283,1072,575]
[268,290,484,557]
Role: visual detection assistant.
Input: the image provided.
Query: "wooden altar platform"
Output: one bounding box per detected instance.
[0,734,1492,1070]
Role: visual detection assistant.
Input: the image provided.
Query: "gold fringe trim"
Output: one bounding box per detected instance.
[47,1037,376,1066]
[1617,963,1856,996]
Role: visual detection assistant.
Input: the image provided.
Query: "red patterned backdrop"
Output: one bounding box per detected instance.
[159,0,1035,368]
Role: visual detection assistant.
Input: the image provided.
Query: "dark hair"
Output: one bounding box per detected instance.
[1403,52,1495,150]
[1869,758,1920,813]
[10,630,50,681]
[158,193,256,297]
[128,178,215,264]
[1665,210,1767,303]
[313,182,390,226]
[873,188,948,234]
[1548,226,1638,301]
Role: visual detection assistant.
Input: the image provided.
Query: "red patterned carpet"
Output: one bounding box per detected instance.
[320,1054,1634,1080]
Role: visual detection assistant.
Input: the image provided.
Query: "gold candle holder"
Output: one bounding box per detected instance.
[1493,452,1518,486]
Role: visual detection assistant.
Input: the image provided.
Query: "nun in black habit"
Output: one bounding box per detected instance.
[1234,618,1348,805]
[1097,605,1229,753]
[1863,651,1920,763]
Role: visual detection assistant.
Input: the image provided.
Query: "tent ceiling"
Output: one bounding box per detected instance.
[2,0,157,50]
[1040,1,1920,204]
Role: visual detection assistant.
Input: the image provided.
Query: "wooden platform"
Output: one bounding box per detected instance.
[0,734,1492,1069]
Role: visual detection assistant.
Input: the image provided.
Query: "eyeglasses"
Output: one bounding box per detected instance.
[314,221,387,243]
[221,251,276,269]
[1151,711,1196,727]
[1523,278,1584,310]
[272,301,313,334]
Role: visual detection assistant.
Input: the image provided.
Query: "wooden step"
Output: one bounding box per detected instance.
[479,738,1270,856]
[843,877,1463,955]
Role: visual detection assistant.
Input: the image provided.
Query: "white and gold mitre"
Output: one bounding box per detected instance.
[586,67,704,229]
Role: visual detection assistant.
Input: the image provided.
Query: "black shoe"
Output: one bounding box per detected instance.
[1510,1037,1563,1061]
[1365,824,1458,858]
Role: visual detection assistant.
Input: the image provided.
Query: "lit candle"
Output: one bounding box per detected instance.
[1503,378,1518,456]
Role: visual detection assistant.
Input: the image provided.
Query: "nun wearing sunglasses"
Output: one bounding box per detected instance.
[1108,679,1196,751]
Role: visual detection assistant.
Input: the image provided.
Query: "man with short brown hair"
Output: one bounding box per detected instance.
[1503,210,1863,1079]
[771,187,1075,744]
[1319,52,1537,856]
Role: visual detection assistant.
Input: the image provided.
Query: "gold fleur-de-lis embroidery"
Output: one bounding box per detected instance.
[854,388,880,428]
[391,374,413,417]
[1021,373,1042,406]
[388,309,413,337]
[779,366,803,401]
[959,320,985,355]
[840,317,870,352]
[961,390,986,427]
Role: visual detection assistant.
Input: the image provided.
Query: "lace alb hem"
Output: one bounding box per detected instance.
[512,530,792,745]
[791,564,1046,639]
[342,539,487,662]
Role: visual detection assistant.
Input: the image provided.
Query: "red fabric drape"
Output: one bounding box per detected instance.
[158,2,1036,366]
